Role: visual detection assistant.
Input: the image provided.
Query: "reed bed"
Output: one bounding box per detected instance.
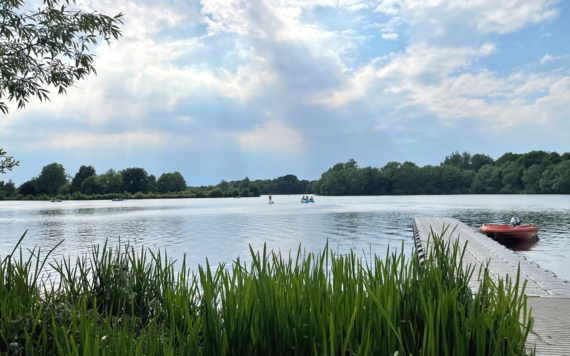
[1,227,533,355]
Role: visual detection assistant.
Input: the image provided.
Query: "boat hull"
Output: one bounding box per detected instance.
[480,224,539,240]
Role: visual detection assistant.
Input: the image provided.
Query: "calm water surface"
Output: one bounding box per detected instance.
[1,195,569,279]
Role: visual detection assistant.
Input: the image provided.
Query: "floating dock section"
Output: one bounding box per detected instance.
[413,217,570,355]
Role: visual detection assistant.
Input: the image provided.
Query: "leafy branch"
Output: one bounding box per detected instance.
[0,0,124,114]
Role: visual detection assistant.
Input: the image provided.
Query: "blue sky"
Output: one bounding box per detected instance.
[2,0,570,185]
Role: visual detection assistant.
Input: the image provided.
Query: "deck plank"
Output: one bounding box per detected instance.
[413,217,570,355]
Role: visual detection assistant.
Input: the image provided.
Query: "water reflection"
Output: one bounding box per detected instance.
[0,195,569,280]
[487,235,540,252]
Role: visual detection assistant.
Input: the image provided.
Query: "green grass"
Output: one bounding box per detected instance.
[0,226,533,355]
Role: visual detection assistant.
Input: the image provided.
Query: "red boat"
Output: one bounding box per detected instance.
[480,224,539,240]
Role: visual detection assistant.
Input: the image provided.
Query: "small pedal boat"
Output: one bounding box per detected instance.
[480,224,539,240]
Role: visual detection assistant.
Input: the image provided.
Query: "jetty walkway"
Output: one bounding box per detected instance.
[413,217,570,355]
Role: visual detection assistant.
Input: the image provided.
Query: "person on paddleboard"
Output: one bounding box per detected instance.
[269,194,272,203]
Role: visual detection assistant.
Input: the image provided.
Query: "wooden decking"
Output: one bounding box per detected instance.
[413,217,570,355]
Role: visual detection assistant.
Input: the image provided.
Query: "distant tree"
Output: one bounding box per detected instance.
[515,151,549,169]
[379,162,401,193]
[209,188,224,198]
[81,175,102,195]
[539,165,557,194]
[99,169,123,194]
[562,153,570,161]
[0,179,16,196]
[496,152,522,166]
[470,165,501,194]
[249,183,261,197]
[238,177,251,190]
[121,168,148,194]
[441,151,472,170]
[57,183,71,196]
[218,180,230,191]
[0,0,124,115]
[471,154,494,172]
[540,152,562,167]
[0,149,19,174]
[552,161,570,194]
[71,165,96,192]
[522,164,542,193]
[393,162,421,195]
[157,172,187,193]
[18,180,37,196]
[147,174,158,193]
[240,187,251,197]
[499,162,524,194]
[36,163,67,195]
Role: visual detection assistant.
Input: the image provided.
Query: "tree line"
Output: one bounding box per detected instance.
[313,150,570,195]
[0,164,266,200]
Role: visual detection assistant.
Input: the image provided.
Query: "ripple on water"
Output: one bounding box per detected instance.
[0,195,569,279]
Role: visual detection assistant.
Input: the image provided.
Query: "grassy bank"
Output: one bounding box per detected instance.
[1,229,533,355]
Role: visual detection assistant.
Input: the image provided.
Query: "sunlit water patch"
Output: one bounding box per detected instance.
[1,195,569,279]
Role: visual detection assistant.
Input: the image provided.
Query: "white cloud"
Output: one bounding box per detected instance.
[382,33,399,40]
[233,120,303,152]
[315,39,570,129]
[4,0,277,123]
[540,53,570,65]
[316,42,495,107]
[374,0,560,34]
[29,130,191,150]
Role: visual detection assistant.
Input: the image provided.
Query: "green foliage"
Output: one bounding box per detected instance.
[499,162,525,194]
[57,183,71,196]
[81,175,103,195]
[0,179,16,197]
[71,165,96,193]
[0,148,19,174]
[319,151,570,196]
[496,152,523,166]
[238,176,251,190]
[18,181,37,196]
[0,229,533,355]
[522,165,542,194]
[99,169,123,194]
[0,0,123,114]
[218,180,230,191]
[157,172,187,193]
[471,153,495,172]
[249,183,261,197]
[208,187,224,198]
[121,168,149,194]
[35,163,67,195]
[147,174,158,193]
[240,187,251,197]
[552,161,570,193]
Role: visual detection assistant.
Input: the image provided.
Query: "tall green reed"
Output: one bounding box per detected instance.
[0,226,533,355]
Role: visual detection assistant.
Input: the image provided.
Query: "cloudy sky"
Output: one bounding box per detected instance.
[2,0,570,185]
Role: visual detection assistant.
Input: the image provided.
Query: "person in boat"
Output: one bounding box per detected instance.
[510,217,522,227]
[309,196,314,201]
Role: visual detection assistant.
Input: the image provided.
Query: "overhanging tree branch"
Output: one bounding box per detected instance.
[1,0,124,114]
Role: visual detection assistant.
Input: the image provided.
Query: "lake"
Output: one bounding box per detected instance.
[1,195,569,280]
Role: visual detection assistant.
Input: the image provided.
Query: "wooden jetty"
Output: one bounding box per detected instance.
[414,217,570,355]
